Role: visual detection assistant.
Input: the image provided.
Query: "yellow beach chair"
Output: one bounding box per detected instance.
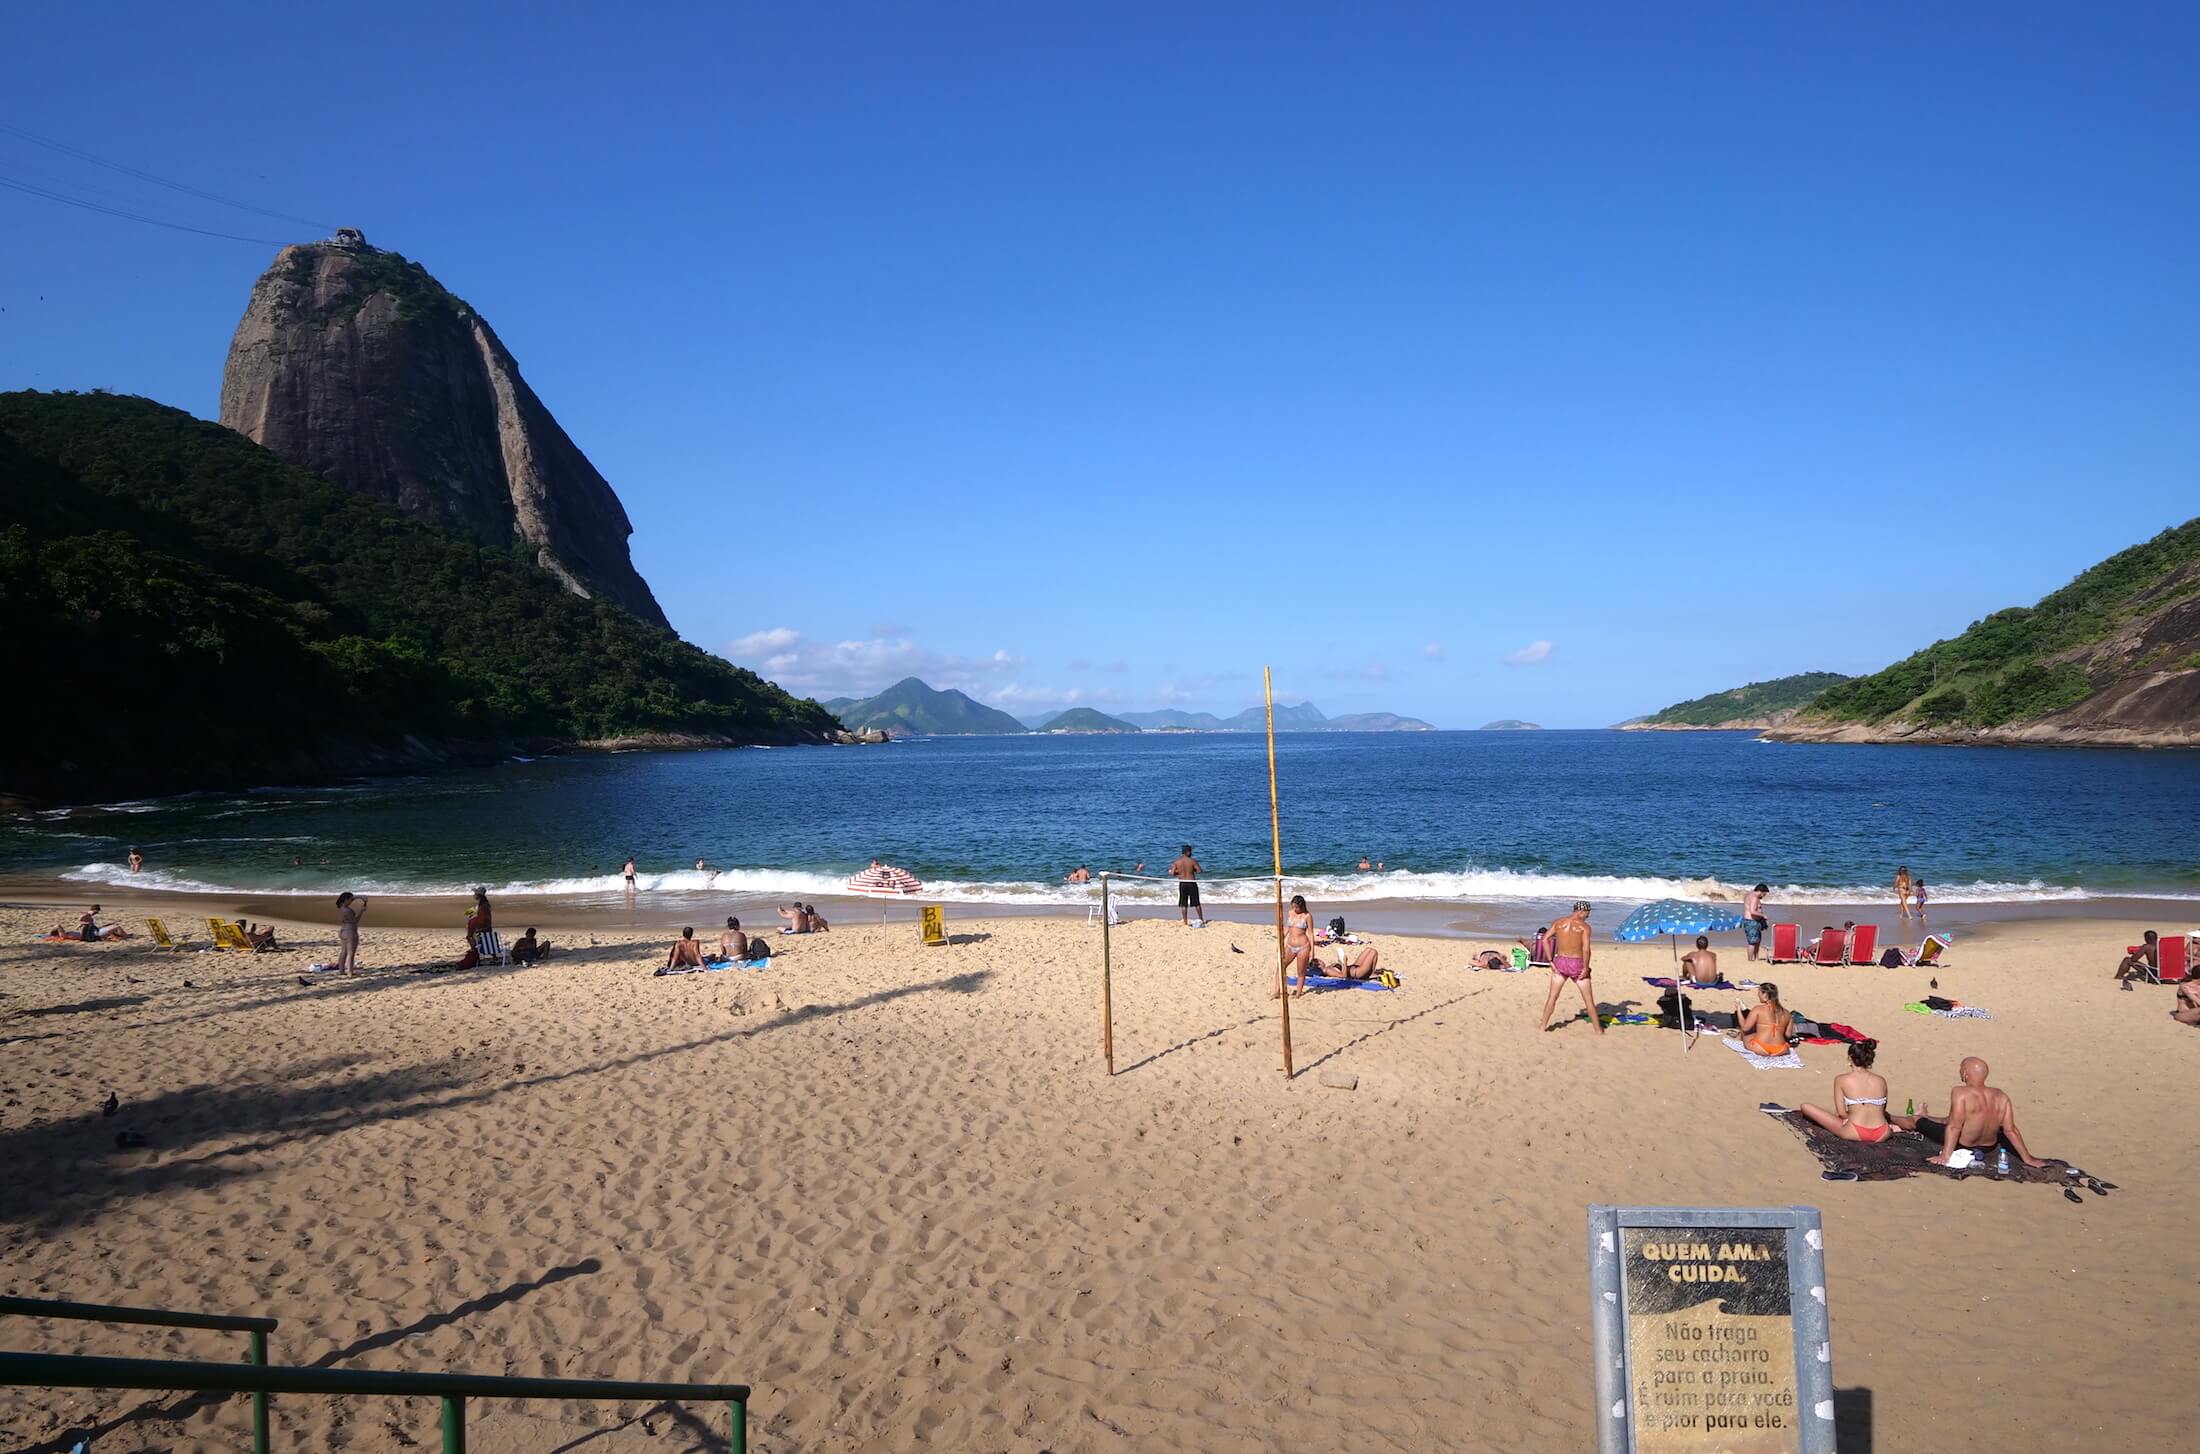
[147,917,188,951]
[205,917,250,951]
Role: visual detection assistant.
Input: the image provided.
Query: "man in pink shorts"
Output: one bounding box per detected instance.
[1537,900,1603,1036]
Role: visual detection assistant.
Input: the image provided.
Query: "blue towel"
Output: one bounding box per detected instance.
[1289,972,1396,992]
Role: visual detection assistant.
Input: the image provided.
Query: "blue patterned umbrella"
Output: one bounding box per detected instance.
[1615,899,1745,945]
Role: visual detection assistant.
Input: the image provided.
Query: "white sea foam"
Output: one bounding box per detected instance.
[53,860,2192,905]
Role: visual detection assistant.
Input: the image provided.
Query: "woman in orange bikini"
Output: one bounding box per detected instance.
[1735,982,1793,1057]
[1798,1039,1893,1143]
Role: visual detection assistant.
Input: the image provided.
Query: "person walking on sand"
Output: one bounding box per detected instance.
[1537,901,1603,1035]
[1278,894,1315,998]
[1169,845,1206,927]
[1894,864,1914,921]
[334,891,367,976]
[1741,882,1770,961]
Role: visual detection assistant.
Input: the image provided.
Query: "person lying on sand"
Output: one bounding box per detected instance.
[1473,948,1512,971]
[666,927,708,970]
[1331,943,1382,981]
[1537,902,1603,1036]
[1798,1039,1892,1142]
[1734,982,1793,1056]
[2172,977,2200,1027]
[2115,931,2158,985]
[77,907,129,942]
[1680,936,1718,986]
[1891,1057,2046,1168]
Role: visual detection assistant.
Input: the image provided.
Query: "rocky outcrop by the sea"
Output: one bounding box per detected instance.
[219,230,668,627]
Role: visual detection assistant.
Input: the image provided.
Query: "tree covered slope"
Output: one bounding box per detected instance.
[0,391,835,802]
[1633,672,1851,729]
[1779,517,2200,745]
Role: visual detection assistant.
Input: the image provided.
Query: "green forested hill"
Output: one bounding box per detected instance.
[1640,672,1851,727]
[828,677,1027,735]
[1036,707,1140,733]
[0,391,835,802]
[1795,518,2200,736]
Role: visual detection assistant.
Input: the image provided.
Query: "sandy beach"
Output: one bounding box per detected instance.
[1,896,2191,1452]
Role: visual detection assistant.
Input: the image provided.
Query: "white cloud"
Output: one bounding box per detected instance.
[987,683,1116,710]
[1423,642,1444,661]
[1502,639,1554,667]
[729,628,1027,699]
[728,626,801,657]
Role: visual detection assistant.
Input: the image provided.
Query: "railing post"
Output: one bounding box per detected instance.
[249,1328,270,1454]
[440,1394,466,1454]
[730,1398,747,1454]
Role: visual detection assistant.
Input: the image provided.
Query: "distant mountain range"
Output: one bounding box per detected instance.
[1118,703,1435,732]
[824,684,1437,736]
[823,678,1026,737]
[1034,707,1140,733]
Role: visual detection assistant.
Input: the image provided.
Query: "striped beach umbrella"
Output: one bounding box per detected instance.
[845,862,924,898]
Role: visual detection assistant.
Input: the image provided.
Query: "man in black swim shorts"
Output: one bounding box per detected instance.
[1169,844,1205,927]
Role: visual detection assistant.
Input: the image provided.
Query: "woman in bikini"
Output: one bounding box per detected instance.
[1798,1039,1893,1142]
[1278,895,1316,999]
[1735,981,1793,1056]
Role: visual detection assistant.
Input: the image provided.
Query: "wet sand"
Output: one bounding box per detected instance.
[1,898,2191,1452]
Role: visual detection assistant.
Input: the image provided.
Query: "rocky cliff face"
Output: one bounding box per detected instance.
[220,231,668,627]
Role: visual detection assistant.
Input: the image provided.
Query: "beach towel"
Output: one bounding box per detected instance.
[1759,1105,2100,1190]
[1720,1037,1804,1070]
[1288,972,1396,992]
[1644,976,1738,990]
[655,957,754,977]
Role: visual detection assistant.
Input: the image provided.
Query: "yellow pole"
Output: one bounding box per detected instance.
[1266,667,1294,1077]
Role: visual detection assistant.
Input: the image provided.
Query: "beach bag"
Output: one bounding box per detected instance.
[1880,949,1905,968]
[1923,994,1957,1012]
[1328,916,1347,937]
[745,937,770,962]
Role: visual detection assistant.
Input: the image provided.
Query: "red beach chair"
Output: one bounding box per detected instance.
[1845,924,1879,965]
[1768,923,1801,963]
[1807,929,1845,966]
[2130,935,2191,984]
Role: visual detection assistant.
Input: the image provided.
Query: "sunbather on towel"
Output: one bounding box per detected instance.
[1680,935,1719,986]
[1798,1039,1893,1143]
[1734,982,1793,1056]
[1891,1057,2046,1168]
[720,917,749,961]
[665,927,707,970]
[1332,943,1382,982]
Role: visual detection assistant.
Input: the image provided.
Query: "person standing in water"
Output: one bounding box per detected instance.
[1537,901,1603,1036]
[128,848,143,874]
[622,856,638,892]
[1893,864,1914,921]
[334,891,367,976]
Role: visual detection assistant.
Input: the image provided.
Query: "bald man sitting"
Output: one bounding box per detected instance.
[1891,1057,2046,1169]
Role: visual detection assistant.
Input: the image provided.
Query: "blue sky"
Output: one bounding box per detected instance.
[4,3,2194,726]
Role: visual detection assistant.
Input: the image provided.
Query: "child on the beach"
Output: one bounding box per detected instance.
[1914,881,1929,918]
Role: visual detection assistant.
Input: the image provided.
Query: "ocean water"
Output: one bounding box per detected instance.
[10,731,2198,910]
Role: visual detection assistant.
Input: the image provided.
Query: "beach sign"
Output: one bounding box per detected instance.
[1587,1205,1835,1454]
[920,905,946,947]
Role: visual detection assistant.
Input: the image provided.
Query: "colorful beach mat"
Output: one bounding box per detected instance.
[1287,972,1396,992]
[1719,1036,1804,1070]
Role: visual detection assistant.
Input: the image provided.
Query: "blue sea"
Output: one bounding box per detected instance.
[9,732,2198,915]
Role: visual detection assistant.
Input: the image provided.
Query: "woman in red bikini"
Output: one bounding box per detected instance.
[1798,1039,1892,1143]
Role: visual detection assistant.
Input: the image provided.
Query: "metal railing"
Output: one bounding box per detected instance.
[0,1295,277,1452]
[0,1298,750,1453]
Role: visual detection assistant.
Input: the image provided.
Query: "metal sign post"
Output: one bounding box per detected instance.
[1587,1205,1836,1454]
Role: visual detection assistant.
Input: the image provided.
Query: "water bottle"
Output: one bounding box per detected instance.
[1996,1147,2010,1176]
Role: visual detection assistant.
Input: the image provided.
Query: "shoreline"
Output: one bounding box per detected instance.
[11,875,2196,940]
